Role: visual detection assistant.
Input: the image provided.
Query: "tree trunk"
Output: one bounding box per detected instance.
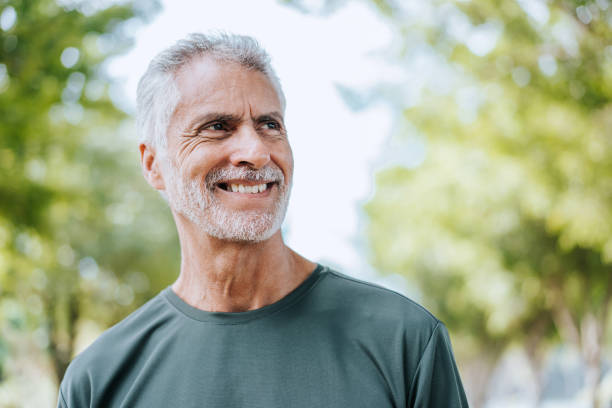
[47,290,79,384]
[551,281,611,408]
[523,320,548,407]
[581,312,603,408]
[460,348,502,408]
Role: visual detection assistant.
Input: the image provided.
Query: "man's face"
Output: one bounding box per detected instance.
[160,56,293,243]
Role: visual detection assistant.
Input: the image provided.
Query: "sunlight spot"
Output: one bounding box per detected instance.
[511,66,531,87]
[61,47,80,68]
[0,6,17,31]
[538,54,557,76]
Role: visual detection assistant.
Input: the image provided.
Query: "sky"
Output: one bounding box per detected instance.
[108,0,411,290]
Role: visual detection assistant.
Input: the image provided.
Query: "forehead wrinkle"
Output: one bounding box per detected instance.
[171,57,282,132]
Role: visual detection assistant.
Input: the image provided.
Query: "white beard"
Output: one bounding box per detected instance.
[164,162,291,243]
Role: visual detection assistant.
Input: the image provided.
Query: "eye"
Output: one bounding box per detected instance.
[196,122,229,135]
[207,122,225,131]
[261,120,284,133]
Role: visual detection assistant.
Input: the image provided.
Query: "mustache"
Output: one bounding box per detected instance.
[205,165,284,188]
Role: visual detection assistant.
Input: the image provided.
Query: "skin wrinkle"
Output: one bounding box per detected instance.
[178,137,204,160]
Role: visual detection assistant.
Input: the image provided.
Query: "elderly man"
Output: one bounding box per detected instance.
[57,33,468,408]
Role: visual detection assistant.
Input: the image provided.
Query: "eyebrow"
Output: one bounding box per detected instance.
[187,113,241,130]
[255,111,285,125]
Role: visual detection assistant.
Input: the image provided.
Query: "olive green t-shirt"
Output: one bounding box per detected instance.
[58,264,468,407]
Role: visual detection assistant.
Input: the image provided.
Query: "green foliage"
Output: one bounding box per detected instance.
[363,0,612,403]
[0,0,179,389]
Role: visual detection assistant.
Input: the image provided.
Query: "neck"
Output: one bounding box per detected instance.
[170,216,316,313]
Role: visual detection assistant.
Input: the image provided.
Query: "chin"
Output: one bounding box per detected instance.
[195,210,284,243]
[207,225,280,243]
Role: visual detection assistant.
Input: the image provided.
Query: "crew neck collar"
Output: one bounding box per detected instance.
[162,264,326,324]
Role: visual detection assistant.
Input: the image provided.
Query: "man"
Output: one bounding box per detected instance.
[57,32,469,407]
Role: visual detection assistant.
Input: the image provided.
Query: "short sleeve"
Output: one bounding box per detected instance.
[408,322,469,408]
[56,359,93,408]
[57,388,68,408]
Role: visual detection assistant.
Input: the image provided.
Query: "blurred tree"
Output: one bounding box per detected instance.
[360,0,612,407]
[0,0,179,395]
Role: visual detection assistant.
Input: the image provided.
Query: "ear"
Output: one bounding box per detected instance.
[139,143,166,192]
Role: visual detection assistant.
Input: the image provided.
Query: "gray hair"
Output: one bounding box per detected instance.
[136,32,286,150]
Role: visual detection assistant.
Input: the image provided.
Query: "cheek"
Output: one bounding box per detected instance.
[276,143,294,181]
[174,150,218,182]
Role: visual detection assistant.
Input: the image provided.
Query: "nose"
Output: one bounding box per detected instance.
[228,124,271,169]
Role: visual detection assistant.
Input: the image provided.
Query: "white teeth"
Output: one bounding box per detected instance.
[228,183,268,194]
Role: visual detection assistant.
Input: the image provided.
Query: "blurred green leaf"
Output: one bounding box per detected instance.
[0,0,182,392]
[358,0,612,405]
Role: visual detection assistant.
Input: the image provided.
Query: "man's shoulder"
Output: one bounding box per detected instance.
[60,290,175,399]
[317,266,440,333]
[76,290,171,356]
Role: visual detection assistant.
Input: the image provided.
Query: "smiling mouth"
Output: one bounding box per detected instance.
[216,182,277,194]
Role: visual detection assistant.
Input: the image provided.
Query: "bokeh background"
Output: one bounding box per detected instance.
[1,0,611,407]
